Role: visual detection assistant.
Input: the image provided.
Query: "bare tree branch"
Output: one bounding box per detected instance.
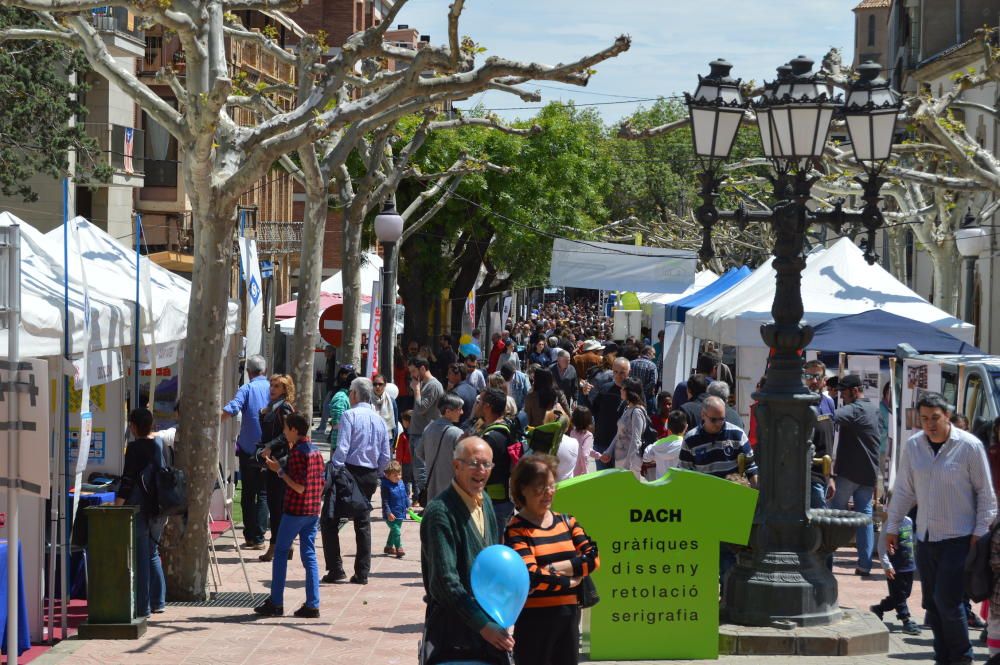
[428,117,542,136]
[617,115,689,139]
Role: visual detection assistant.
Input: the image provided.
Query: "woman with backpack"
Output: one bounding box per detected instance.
[256,374,296,563]
[600,377,647,479]
[115,408,167,617]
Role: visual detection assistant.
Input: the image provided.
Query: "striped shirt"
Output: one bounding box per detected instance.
[505,513,599,608]
[886,426,997,542]
[679,422,757,479]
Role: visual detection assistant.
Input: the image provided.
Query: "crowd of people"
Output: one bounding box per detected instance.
[109,297,1000,665]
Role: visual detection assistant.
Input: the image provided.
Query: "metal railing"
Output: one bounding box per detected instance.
[256,221,303,255]
[81,123,146,177]
[89,7,144,43]
[229,38,296,85]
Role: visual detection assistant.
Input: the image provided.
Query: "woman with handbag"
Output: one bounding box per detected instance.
[256,374,296,562]
[505,454,599,665]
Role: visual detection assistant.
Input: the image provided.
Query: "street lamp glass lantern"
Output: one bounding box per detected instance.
[844,61,901,165]
[757,56,838,167]
[686,59,748,162]
[374,200,404,243]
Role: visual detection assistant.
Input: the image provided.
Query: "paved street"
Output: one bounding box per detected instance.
[27,496,993,665]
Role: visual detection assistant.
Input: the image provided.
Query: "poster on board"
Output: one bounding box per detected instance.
[900,359,942,444]
[845,355,883,402]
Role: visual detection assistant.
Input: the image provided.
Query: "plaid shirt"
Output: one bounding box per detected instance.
[283,439,324,516]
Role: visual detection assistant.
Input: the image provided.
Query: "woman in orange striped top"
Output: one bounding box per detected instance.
[505,454,599,665]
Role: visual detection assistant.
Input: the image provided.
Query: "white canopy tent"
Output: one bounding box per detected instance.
[685,237,974,421]
[548,238,698,293]
[44,216,239,344]
[636,270,718,305]
[0,212,131,358]
[320,252,383,297]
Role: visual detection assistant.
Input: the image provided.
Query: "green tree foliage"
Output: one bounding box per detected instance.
[0,7,109,201]
[396,103,613,334]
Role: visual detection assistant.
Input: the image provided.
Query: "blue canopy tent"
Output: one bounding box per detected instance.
[807,309,981,355]
[666,266,752,322]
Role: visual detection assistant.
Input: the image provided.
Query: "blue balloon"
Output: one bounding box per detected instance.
[470,545,529,627]
[459,342,482,358]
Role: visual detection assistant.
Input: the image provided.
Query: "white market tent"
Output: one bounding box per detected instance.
[0,212,132,358]
[0,211,242,642]
[548,238,698,293]
[44,216,239,346]
[321,251,383,297]
[685,237,974,421]
[636,269,718,305]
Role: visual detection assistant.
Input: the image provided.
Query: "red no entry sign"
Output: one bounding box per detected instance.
[319,303,343,346]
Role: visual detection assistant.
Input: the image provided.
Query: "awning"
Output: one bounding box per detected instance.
[808,309,981,356]
[666,266,751,323]
[548,238,697,293]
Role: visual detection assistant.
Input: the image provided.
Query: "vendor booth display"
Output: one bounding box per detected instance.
[684,237,973,422]
[0,211,241,645]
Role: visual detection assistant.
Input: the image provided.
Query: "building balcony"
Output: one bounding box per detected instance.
[80,123,145,187]
[89,7,145,58]
[256,220,304,255]
[229,37,296,86]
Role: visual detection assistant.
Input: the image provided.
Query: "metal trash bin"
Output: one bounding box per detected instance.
[77,506,147,639]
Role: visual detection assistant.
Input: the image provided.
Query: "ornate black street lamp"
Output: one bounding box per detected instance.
[374,199,404,381]
[686,57,901,626]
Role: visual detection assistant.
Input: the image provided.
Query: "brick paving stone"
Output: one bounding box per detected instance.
[33,492,993,665]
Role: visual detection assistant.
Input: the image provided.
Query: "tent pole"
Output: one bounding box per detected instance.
[61,178,70,640]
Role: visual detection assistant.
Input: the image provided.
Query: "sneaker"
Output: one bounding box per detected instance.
[253,599,283,616]
[350,575,368,585]
[854,568,871,578]
[244,541,267,551]
[293,605,320,619]
[869,604,884,621]
[322,571,346,584]
[151,606,166,615]
[901,619,921,635]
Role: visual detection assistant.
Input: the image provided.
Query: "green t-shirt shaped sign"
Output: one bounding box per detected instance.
[553,468,757,660]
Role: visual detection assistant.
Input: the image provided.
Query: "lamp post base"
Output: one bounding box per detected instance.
[722,549,841,627]
[719,608,889,656]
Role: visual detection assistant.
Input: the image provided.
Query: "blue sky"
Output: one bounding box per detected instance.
[395,0,858,123]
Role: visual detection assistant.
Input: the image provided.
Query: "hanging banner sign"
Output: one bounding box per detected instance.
[501,295,512,329]
[238,236,264,370]
[365,280,382,379]
[72,348,123,389]
[75,412,93,477]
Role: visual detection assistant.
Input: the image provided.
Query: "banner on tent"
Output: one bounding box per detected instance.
[69,426,105,466]
[0,358,50,496]
[72,348,123,389]
[501,296,512,327]
[139,340,182,368]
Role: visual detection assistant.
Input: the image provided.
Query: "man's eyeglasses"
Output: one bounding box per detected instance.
[802,373,823,380]
[705,415,726,424]
[457,459,494,471]
[373,382,385,387]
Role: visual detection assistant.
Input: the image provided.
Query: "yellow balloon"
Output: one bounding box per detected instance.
[459,334,473,345]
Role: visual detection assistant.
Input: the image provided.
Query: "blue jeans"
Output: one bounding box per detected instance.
[411,434,426,495]
[134,512,166,617]
[916,536,973,664]
[270,514,320,609]
[316,389,335,432]
[810,481,827,509]
[830,476,873,572]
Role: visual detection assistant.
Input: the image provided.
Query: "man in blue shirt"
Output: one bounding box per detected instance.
[322,377,390,585]
[222,354,271,549]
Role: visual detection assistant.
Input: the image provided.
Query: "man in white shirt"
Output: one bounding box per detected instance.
[885,392,996,665]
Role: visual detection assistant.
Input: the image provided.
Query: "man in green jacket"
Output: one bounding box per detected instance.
[326,365,356,450]
[419,437,514,664]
